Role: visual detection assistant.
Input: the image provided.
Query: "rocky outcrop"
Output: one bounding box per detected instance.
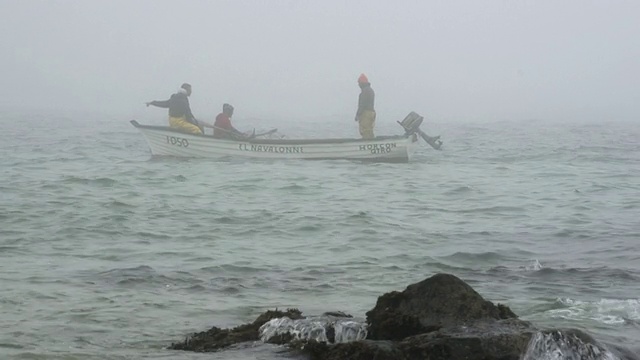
[169,308,303,352]
[259,312,365,345]
[168,273,637,360]
[522,329,639,360]
[295,339,404,360]
[365,273,518,340]
[398,318,535,360]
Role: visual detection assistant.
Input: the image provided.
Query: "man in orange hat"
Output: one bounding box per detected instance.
[355,73,375,139]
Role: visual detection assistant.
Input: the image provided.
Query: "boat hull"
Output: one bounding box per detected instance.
[130,121,419,163]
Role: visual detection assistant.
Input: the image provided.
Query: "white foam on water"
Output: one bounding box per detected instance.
[522,331,621,360]
[550,298,640,325]
[258,316,368,344]
[525,259,544,271]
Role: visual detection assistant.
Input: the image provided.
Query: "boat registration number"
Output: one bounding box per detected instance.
[359,143,397,154]
[166,136,189,147]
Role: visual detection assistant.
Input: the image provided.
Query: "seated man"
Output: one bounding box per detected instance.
[213,103,245,139]
[146,83,203,134]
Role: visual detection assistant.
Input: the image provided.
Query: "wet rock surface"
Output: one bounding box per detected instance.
[522,329,639,360]
[259,313,368,345]
[169,273,638,359]
[366,273,518,340]
[295,339,404,360]
[169,308,303,352]
[398,318,535,360]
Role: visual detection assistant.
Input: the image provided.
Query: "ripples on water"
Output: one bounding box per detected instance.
[0,115,639,359]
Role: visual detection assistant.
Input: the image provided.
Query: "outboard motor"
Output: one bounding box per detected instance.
[397,112,443,150]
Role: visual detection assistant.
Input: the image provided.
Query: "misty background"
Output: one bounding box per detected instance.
[1,0,638,124]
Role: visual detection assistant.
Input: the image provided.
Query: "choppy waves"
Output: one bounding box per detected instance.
[1,117,639,358]
[549,298,640,326]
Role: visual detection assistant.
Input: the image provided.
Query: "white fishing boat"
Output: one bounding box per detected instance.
[130,112,442,163]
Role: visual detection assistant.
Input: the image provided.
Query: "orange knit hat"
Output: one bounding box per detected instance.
[357,73,369,84]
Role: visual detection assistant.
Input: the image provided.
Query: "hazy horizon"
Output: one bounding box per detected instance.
[1,0,638,123]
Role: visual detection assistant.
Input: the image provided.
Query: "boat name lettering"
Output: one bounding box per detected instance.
[238,144,303,153]
[359,143,397,154]
[166,136,189,147]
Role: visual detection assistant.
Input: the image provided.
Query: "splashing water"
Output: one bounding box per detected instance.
[259,316,368,344]
[334,320,368,343]
[525,259,544,271]
[550,298,640,325]
[522,331,621,360]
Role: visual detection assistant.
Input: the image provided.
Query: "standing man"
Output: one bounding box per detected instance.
[146,83,203,134]
[355,73,376,139]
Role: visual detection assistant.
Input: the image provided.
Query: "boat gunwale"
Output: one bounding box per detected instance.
[130,120,411,145]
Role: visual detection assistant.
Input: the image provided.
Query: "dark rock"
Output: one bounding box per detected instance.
[169,308,303,352]
[522,328,640,360]
[168,273,638,360]
[291,339,403,360]
[366,273,517,340]
[497,303,518,319]
[322,311,353,318]
[264,332,296,345]
[322,340,404,360]
[610,345,640,360]
[400,318,536,360]
[320,311,353,343]
[254,308,304,324]
[325,323,336,344]
[549,328,597,344]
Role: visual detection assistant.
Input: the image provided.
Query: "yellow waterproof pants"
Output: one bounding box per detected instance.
[358,110,376,139]
[169,116,202,134]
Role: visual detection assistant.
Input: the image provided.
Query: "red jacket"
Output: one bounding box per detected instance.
[213,113,238,138]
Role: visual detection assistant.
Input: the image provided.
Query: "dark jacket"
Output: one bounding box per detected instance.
[150,93,196,124]
[357,84,375,117]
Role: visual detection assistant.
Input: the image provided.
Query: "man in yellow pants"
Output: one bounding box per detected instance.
[355,73,376,139]
[146,83,203,134]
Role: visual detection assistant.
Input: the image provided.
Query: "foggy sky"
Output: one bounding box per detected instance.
[1,0,638,123]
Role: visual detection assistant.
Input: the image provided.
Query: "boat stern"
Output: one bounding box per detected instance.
[406,133,420,161]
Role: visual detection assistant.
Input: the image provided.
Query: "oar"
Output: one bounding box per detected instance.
[201,123,247,138]
[253,128,278,137]
[202,124,278,140]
